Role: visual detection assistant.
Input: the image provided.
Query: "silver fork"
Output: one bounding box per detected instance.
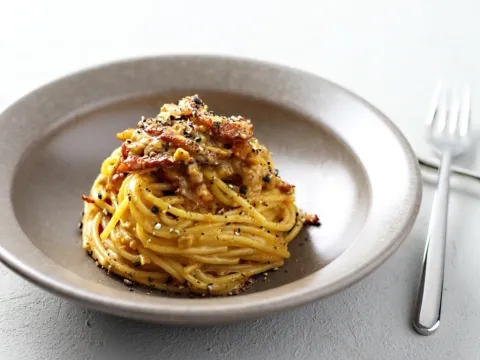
[413,83,472,335]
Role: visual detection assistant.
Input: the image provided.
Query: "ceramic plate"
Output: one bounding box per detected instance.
[0,55,422,325]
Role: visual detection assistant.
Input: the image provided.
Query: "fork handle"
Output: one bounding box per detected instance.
[413,151,452,335]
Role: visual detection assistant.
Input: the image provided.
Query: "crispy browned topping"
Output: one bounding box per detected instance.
[111,95,295,210]
[303,213,321,226]
[81,194,95,204]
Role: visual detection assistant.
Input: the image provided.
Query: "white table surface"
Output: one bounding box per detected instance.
[2,1,480,359]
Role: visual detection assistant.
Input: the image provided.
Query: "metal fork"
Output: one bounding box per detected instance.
[413,83,472,335]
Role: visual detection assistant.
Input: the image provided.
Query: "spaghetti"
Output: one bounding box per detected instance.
[81,95,319,295]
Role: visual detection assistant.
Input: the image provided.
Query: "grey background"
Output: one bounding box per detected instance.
[2,0,480,359]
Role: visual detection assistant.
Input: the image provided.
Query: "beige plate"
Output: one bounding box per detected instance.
[0,55,422,325]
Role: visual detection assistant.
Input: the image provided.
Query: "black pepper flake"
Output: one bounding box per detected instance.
[262,174,271,183]
[195,137,201,143]
[193,97,202,105]
[213,121,220,129]
[273,169,279,176]
[201,233,205,236]
[78,222,83,230]
[170,115,175,120]
[136,130,141,134]
[239,185,247,195]
[226,222,231,226]
[126,139,131,144]
[97,193,103,200]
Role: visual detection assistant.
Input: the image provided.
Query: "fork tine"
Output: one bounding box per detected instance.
[458,85,471,136]
[434,86,448,133]
[426,81,443,129]
[447,86,461,134]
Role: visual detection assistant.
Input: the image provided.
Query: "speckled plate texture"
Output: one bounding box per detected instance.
[0,55,422,325]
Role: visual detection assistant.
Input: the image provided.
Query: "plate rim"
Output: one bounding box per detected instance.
[0,54,423,324]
